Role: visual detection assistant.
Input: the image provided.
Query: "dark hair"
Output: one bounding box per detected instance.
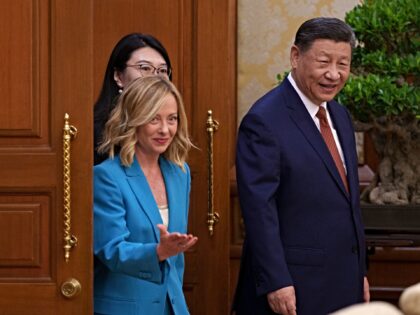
[93,33,172,165]
[294,17,356,53]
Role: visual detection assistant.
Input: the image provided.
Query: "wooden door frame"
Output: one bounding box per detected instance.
[83,1,237,313]
[183,1,237,313]
[52,1,93,313]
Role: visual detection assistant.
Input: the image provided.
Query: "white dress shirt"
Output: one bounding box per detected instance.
[158,205,169,228]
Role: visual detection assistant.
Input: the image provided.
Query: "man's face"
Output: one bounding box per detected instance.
[290,39,352,105]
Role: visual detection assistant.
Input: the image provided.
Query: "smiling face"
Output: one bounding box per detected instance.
[290,39,352,105]
[135,93,178,158]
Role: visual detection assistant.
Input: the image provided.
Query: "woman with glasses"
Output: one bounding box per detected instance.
[94,33,172,165]
[94,76,197,315]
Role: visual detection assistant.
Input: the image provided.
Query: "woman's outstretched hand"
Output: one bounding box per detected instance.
[156,224,198,261]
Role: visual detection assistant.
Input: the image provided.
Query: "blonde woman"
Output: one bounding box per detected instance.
[94,76,197,315]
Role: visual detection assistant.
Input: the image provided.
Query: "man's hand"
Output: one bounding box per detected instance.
[363,277,370,302]
[267,286,297,315]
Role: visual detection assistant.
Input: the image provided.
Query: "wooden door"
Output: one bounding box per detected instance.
[93,1,236,314]
[0,1,93,314]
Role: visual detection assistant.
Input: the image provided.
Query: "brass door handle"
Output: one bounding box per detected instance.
[61,278,82,299]
[206,110,220,236]
[63,113,78,262]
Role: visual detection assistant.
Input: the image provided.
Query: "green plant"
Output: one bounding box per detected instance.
[338,74,419,122]
[338,0,420,205]
[338,0,420,121]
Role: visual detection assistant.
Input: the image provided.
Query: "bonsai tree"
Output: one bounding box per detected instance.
[337,0,420,205]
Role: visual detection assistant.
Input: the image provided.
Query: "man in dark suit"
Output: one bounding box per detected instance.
[233,17,370,315]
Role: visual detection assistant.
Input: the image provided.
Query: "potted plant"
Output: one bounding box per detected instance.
[337,0,419,207]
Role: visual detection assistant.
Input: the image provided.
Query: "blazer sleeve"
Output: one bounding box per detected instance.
[93,164,164,284]
[236,112,293,295]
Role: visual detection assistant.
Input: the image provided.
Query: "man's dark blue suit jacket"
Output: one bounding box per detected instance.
[233,78,366,315]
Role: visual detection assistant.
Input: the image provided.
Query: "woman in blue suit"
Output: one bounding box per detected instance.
[94,76,198,315]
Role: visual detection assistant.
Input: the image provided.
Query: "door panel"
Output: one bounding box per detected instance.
[0,0,48,143]
[0,0,93,314]
[186,1,236,313]
[93,1,236,314]
[0,0,235,313]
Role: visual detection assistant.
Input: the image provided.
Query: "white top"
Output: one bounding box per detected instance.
[158,205,169,228]
[287,73,347,173]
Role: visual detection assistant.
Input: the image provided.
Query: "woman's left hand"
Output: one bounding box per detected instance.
[156,224,198,261]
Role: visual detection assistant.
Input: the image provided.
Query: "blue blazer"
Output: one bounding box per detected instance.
[94,155,191,315]
[233,79,366,315]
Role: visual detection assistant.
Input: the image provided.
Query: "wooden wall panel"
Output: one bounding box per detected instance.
[93,0,185,100]
[368,247,420,305]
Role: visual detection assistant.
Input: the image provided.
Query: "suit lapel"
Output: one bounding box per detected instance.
[124,157,162,240]
[283,80,349,199]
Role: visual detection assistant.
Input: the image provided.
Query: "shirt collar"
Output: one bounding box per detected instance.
[287,73,327,119]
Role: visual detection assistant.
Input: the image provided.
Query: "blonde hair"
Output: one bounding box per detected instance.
[98,76,192,170]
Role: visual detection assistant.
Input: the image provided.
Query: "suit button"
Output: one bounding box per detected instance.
[351,246,359,254]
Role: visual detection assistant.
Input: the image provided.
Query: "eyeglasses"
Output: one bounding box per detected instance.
[125,63,171,77]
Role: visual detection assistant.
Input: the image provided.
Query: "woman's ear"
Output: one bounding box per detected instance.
[113,70,124,89]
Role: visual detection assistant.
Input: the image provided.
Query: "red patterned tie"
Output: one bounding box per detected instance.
[316,106,349,193]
